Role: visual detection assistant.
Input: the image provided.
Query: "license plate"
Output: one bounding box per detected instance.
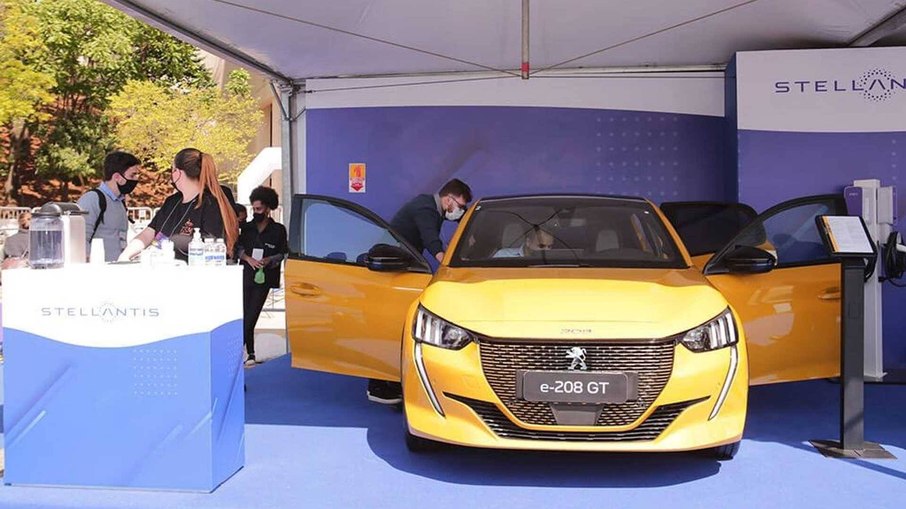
[518,371,638,404]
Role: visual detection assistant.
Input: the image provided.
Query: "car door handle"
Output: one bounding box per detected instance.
[818,287,841,301]
[290,283,322,297]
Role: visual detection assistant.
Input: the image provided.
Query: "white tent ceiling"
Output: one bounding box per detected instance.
[104,0,906,83]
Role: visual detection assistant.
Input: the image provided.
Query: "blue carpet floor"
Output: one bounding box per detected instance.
[0,355,904,509]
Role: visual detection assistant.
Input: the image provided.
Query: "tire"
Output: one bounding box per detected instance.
[711,441,740,461]
[405,429,443,453]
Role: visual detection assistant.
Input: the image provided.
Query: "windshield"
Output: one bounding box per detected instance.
[450,196,686,269]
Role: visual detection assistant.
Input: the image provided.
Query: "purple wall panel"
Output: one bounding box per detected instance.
[737,130,904,213]
[306,106,728,224]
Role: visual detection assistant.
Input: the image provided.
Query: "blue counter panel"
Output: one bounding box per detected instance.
[3,320,244,491]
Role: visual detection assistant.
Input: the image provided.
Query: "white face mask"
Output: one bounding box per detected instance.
[445,206,465,221]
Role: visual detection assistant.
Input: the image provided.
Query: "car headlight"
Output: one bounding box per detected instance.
[680,309,738,352]
[413,306,475,350]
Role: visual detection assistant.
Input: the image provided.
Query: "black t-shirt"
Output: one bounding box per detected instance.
[149,192,226,260]
[237,219,288,288]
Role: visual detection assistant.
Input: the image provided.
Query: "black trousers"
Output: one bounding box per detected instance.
[243,284,271,357]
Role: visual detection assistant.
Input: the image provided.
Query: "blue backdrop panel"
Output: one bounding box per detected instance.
[3,321,245,491]
[306,106,729,224]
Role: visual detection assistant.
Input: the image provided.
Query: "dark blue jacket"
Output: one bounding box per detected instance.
[390,194,443,257]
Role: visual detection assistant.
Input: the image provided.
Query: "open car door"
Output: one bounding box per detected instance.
[701,195,847,385]
[285,195,433,381]
[660,201,757,268]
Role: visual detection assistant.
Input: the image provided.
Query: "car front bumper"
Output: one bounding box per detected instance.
[401,321,748,452]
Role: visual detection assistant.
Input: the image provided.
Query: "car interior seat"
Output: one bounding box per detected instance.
[500,222,531,249]
[326,251,348,262]
[770,233,826,264]
[596,229,620,251]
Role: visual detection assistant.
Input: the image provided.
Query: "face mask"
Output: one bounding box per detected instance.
[445,206,465,222]
[253,212,268,224]
[171,170,180,190]
[118,175,138,195]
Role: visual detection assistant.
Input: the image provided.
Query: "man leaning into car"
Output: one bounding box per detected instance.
[366,178,474,405]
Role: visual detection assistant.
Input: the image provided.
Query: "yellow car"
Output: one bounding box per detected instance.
[286,193,846,459]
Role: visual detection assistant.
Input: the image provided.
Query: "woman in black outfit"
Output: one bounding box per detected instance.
[119,148,238,261]
[236,186,287,365]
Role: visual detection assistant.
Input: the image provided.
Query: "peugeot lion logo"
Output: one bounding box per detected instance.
[566,347,587,371]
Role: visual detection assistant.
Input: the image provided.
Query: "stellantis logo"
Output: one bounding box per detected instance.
[41,303,160,323]
[774,68,904,102]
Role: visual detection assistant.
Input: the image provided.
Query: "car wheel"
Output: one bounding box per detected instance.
[711,441,740,461]
[405,429,443,453]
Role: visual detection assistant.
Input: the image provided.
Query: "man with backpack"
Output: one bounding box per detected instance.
[77,151,142,262]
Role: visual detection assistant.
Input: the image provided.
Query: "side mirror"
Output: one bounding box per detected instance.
[723,246,777,274]
[364,243,412,272]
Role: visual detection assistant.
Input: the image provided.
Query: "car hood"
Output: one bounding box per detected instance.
[419,267,728,340]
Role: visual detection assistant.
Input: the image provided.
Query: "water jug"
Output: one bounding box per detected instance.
[29,206,64,269]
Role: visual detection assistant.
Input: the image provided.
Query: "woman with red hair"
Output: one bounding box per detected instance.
[119,148,238,262]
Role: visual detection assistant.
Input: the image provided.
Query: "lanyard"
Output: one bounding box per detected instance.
[159,196,197,239]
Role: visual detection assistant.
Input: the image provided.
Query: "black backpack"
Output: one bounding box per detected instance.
[89,188,133,240]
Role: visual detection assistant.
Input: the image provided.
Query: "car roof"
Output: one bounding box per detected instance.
[475,193,650,205]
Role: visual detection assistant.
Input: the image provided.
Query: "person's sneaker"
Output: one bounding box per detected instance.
[367,379,402,405]
[244,356,256,367]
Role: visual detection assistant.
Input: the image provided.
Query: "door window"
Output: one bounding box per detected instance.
[289,196,425,269]
[660,202,757,256]
[706,195,846,273]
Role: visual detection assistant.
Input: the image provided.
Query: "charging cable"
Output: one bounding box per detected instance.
[880,231,906,287]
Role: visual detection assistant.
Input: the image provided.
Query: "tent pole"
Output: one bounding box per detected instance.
[277,81,304,227]
[521,0,530,79]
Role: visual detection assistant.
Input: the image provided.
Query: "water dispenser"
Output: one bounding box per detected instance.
[29,202,87,268]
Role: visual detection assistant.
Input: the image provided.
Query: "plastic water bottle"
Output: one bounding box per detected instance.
[160,239,176,264]
[203,238,215,266]
[188,228,205,267]
[213,238,227,266]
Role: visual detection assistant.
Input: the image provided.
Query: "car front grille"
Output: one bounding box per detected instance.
[478,339,676,427]
[447,394,707,442]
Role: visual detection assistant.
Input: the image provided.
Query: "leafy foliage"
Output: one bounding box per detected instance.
[108,70,263,182]
[1,0,225,202]
[0,0,55,126]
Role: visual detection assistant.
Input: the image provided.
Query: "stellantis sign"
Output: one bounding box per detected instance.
[41,303,160,323]
[737,48,906,133]
[774,69,904,102]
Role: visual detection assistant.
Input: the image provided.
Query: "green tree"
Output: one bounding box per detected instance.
[0,0,55,200]
[108,70,263,182]
[1,0,214,202]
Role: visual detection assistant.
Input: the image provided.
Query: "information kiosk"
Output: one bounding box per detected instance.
[811,215,894,459]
